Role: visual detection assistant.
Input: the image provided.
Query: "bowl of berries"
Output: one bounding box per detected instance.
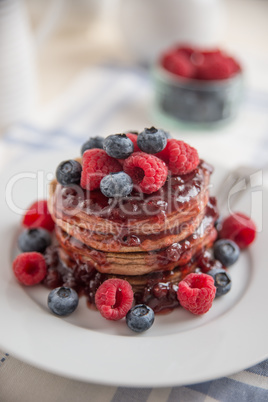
[152,45,243,127]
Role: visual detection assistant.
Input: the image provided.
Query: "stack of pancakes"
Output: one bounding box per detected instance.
[48,160,218,310]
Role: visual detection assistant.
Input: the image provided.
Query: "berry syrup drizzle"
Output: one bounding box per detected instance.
[54,160,213,225]
[43,159,221,314]
[42,235,223,314]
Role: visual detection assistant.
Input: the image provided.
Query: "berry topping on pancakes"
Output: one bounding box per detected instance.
[123,151,168,194]
[156,139,199,175]
[80,148,122,191]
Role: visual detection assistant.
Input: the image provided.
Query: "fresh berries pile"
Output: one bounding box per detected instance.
[11,127,258,333]
[75,127,199,196]
[177,273,216,315]
[161,45,241,80]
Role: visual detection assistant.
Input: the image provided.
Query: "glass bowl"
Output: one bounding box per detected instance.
[152,65,244,129]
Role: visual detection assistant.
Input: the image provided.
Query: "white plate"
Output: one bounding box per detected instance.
[0,150,267,387]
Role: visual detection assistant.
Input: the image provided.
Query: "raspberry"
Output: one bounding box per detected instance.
[226,56,241,75]
[80,149,122,191]
[156,139,199,175]
[177,273,216,315]
[196,57,232,80]
[126,133,139,152]
[161,52,195,78]
[22,200,55,232]
[218,212,256,249]
[176,46,194,57]
[123,152,168,194]
[200,49,222,59]
[95,278,133,320]
[12,252,47,286]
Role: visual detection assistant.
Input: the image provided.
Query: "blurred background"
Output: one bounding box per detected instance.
[25,0,268,104]
[0,0,268,168]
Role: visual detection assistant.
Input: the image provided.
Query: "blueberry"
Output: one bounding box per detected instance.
[18,228,51,253]
[103,134,134,159]
[100,172,133,198]
[56,160,82,186]
[48,287,79,316]
[81,136,104,155]
[213,239,240,267]
[207,268,232,297]
[137,127,167,154]
[126,304,154,333]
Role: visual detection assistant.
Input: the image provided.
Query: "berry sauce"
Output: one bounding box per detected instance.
[51,160,215,254]
[42,241,220,314]
[53,160,213,224]
[43,160,220,314]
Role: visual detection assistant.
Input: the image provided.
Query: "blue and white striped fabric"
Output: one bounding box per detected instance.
[1,64,268,401]
[0,349,268,401]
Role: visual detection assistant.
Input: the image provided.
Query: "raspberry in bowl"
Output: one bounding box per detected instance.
[152,45,243,127]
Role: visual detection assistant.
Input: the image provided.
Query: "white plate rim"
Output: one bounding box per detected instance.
[0,151,268,388]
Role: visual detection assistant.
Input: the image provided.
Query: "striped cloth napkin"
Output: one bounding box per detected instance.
[0,63,268,401]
